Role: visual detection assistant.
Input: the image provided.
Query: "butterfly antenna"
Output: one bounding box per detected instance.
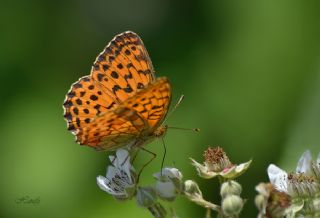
[167,126,200,132]
[162,94,185,124]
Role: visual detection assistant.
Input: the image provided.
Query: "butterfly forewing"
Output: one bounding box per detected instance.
[91,31,155,102]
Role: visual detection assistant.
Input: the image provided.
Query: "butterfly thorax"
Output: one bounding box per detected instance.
[132,125,167,149]
[153,125,167,138]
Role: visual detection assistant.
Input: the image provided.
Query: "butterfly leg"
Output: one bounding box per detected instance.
[119,147,140,167]
[136,147,157,183]
[110,149,135,166]
[131,148,140,164]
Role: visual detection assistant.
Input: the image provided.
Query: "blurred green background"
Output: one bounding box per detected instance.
[1,0,320,217]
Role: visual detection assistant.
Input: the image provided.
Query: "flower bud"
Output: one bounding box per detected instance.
[136,187,157,208]
[254,194,265,212]
[220,180,242,198]
[222,195,243,216]
[184,180,202,199]
[153,168,183,201]
[155,180,176,201]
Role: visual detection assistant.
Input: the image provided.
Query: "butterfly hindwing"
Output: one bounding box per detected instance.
[63,76,116,133]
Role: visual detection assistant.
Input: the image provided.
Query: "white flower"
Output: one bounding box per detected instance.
[267,164,288,193]
[267,151,320,198]
[96,149,136,200]
[153,167,183,201]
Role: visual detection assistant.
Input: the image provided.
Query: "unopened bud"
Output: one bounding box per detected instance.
[220,180,242,198]
[254,194,265,212]
[184,180,202,198]
[222,195,243,216]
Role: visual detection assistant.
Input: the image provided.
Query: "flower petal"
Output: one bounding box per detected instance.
[317,153,320,166]
[97,175,117,195]
[155,180,176,201]
[109,155,116,164]
[190,158,216,179]
[154,167,182,180]
[296,150,312,174]
[117,149,133,182]
[284,199,304,217]
[165,168,182,179]
[106,166,117,179]
[112,149,129,168]
[235,160,252,173]
[220,160,252,179]
[267,164,288,192]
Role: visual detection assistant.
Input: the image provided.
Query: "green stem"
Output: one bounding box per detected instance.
[218,176,227,185]
[184,193,221,213]
[206,208,211,218]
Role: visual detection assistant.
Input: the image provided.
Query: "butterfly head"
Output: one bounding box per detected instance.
[153,125,168,138]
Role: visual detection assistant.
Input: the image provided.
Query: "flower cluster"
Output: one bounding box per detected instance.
[95,146,251,217]
[255,150,320,217]
[96,148,184,217]
[188,146,250,217]
[95,146,320,217]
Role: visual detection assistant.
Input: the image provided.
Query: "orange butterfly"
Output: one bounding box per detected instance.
[63,31,171,151]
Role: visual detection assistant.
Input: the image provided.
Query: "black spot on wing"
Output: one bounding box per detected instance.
[97,73,104,81]
[76,99,82,105]
[90,95,98,101]
[137,83,144,89]
[83,109,89,114]
[73,107,79,115]
[124,85,133,93]
[111,71,119,79]
[112,85,121,93]
[117,63,123,69]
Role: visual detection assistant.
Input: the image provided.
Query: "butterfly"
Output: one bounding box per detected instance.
[63,31,172,151]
